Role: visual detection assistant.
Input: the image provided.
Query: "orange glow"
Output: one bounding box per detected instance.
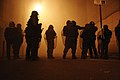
[34,4,42,12]
[0,0,120,57]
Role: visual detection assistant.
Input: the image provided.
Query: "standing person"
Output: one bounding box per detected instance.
[88,21,98,59]
[80,24,94,58]
[15,23,23,59]
[62,20,84,59]
[101,25,112,59]
[115,20,120,59]
[45,25,57,59]
[4,21,17,60]
[25,11,42,61]
[80,21,98,59]
[80,23,92,59]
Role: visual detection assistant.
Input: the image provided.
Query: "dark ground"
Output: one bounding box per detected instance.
[0,55,120,80]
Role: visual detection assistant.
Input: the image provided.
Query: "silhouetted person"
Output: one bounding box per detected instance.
[80,21,98,59]
[101,25,112,59]
[45,25,56,59]
[115,20,120,59]
[89,21,98,58]
[63,20,84,59]
[15,23,23,59]
[4,21,17,60]
[80,24,94,58]
[25,11,42,61]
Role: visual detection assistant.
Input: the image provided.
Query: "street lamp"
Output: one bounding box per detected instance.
[94,0,106,58]
[94,0,106,29]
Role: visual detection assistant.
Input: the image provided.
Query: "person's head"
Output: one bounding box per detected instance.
[85,24,89,27]
[31,11,39,17]
[103,25,108,30]
[9,21,15,27]
[71,20,76,26]
[48,25,54,30]
[66,20,71,26]
[89,21,95,26]
[17,23,22,29]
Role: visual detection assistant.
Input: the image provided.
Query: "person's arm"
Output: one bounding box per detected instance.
[76,25,85,30]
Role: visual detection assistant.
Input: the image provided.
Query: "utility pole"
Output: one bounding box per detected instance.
[99,4,102,29]
[94,0,106,29]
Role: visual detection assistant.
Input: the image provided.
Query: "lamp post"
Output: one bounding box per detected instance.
[94,0,106,58]
[99,4,102,29]
[94,0,106,29]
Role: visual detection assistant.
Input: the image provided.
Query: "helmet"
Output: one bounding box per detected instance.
[31,11,39,16]
[103,25,108,30]
[90,21,95,25]
[72,20,76,26]
[17,23,22,28]
[9,21,15,27]
[48,25,53,29]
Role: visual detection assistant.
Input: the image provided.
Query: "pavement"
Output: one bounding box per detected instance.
[0,55,120,80]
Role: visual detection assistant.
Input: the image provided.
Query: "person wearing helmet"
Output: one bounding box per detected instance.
[45,25,56,59]
[25,11,42,61]
[62,20,84,59]
[88,21,98,59]
[81,21,98,59]
[101,25,112,59]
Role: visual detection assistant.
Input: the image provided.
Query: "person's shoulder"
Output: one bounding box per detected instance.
[63,26,67,30]
[64,26,67,28]
[5,27,12,31]
[94,26,98,29]
[45,30,49,33]
[108,29,112,34]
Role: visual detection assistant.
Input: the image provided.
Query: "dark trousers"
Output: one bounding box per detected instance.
[6,42,16,59]
[47,40,54,58]
[81,39,98,59]
[81,40,89,58]
[26,41,39,60]
[101,41,109,59]
[15,43,22,58]
[63,38,77,58]
[89,40,98,58]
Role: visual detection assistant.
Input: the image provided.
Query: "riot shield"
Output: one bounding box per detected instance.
[54,36,57,49]
[61,30,66,46]
[44,33,47,45]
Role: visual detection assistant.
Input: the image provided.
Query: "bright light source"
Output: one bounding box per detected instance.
[94,0,106,5]
[33,3,42,13]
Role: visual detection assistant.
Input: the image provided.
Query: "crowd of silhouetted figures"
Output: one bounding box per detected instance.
[4,11,120,61]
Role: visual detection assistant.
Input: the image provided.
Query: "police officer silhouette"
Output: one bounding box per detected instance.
[115,20,120,59]
[4,21,17,60]
[25,11,42,61]
[63,20,84,59]
[101,25,112,59]
[45,25,56,59]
